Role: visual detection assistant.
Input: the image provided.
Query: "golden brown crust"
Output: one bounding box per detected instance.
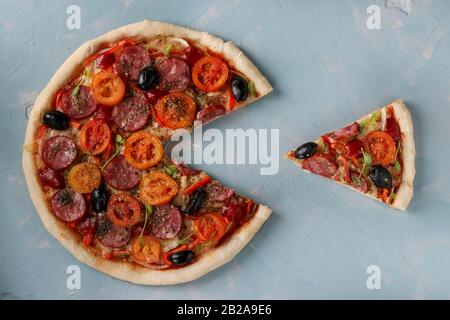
[23,20,272,285]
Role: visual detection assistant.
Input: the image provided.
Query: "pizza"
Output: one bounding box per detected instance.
[286,100,415,211]
[22,20,272,285]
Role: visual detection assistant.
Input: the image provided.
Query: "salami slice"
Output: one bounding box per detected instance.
[156,57,191,92]
[41,136,77,170]
[112,96,151,132]
[150,205,182,240]
[205,181,235,202]
[102,155,142,190]
[116,45,151,81]
[96,216,131,248]
[59,85,97,119]
[302,153,338,179]
[51,189,86,222]
[327,122,360,143]
[196,104,226,123]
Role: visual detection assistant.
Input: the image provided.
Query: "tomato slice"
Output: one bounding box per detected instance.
[124,131,163,169]
[363,131,396,166]
[192,56,228,92]
[92,71,125,107]
[131,236,161,264]
[140,171,179,206]
[193,212,228,244]
[79,119,111,155]
[107,193,141,228]
[67,162,101,193]
[154,92,196,129]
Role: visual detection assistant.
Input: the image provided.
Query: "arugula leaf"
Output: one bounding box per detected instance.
[71,68,89,98]
[162,44,172,56]
[100,135,125,171]
[164,165,177,176]
[394,161,401,172]
[177,233,194,246]
[358,148,372,179]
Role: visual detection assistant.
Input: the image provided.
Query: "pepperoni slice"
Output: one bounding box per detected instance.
[156,57,191,92]
[205,181,235,202]
[149,205,182,240]
[112,96,151,132]
[116,45,151,81]
[302,153,338,179]
[59,86,97,119]
[95,216,131,248]
[41,136,77,171]
[51,189,86,222]
[327,122,360,143]
[39,167,65,189]
[102,155,142,190]
[196,104,226,124]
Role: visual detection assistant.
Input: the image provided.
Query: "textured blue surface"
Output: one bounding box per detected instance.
[1,0,450,299]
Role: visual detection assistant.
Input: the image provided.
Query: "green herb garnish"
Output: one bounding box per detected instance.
[177,233,194,246]
[162,44,172,56]
[360,110,381,133]
[358,147,372,179]
[71,68,89,98]
[388,189,396,203]
[100,134,125,171]
[139,205,153,245]
[394,161,401,172]
[164,165,177,176]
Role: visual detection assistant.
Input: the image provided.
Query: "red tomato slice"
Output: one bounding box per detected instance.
[107,193,141,228]
[154,92,196,129]
[79,119,111,155]
[192,56,229,92]
[193,212,228,244]
[363,131,396,166]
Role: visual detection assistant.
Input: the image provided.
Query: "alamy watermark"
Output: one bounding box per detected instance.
[366,265,381,290]
[170,121,279,175]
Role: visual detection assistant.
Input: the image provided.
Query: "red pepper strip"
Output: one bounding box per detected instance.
[163,244,188,266]
[183,175,212,195]
[339,156,352,184]
[55,89,64,108]
[82,233,93,247]
[67,221,77,229]
[82,38,136,67]
[69,120,81,129]
[35,125,48,140]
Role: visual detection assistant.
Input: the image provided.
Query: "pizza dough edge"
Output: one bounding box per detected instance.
[389,99,415,211]
[22,20,273,284]
[284,100,416,211]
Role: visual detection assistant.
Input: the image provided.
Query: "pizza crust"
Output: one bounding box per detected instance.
[285,99,415,211]
[23,20,272,285]
[389,99,415,211]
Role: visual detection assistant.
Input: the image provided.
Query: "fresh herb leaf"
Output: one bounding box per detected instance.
[100,135,124,171]
[394,161,401,172]
[71,68,89,98]
[162,44,172,56]
[358,148,372,179]
[138,205,153,245]
[115,134,125,145]
[164,165,177,176]
[388,189,396,203]
[177,233,194,245]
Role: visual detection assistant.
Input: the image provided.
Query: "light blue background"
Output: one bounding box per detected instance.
[1,0,450,299]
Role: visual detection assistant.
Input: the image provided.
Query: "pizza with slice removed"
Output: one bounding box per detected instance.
[286,100,415,211]
[22,20,272,285]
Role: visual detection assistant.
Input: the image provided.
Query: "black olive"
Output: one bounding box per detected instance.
[183,189,207,215]
[91,184,109,213]
[43,111,69,130]
[136,66,158,90]
[294,142,318,159]
[169,250,195,266]
[369,165,393,189]
[231,75,248,102]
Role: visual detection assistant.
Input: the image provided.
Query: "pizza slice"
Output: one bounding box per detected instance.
[22,20,272,285]
[286,100,415,210]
